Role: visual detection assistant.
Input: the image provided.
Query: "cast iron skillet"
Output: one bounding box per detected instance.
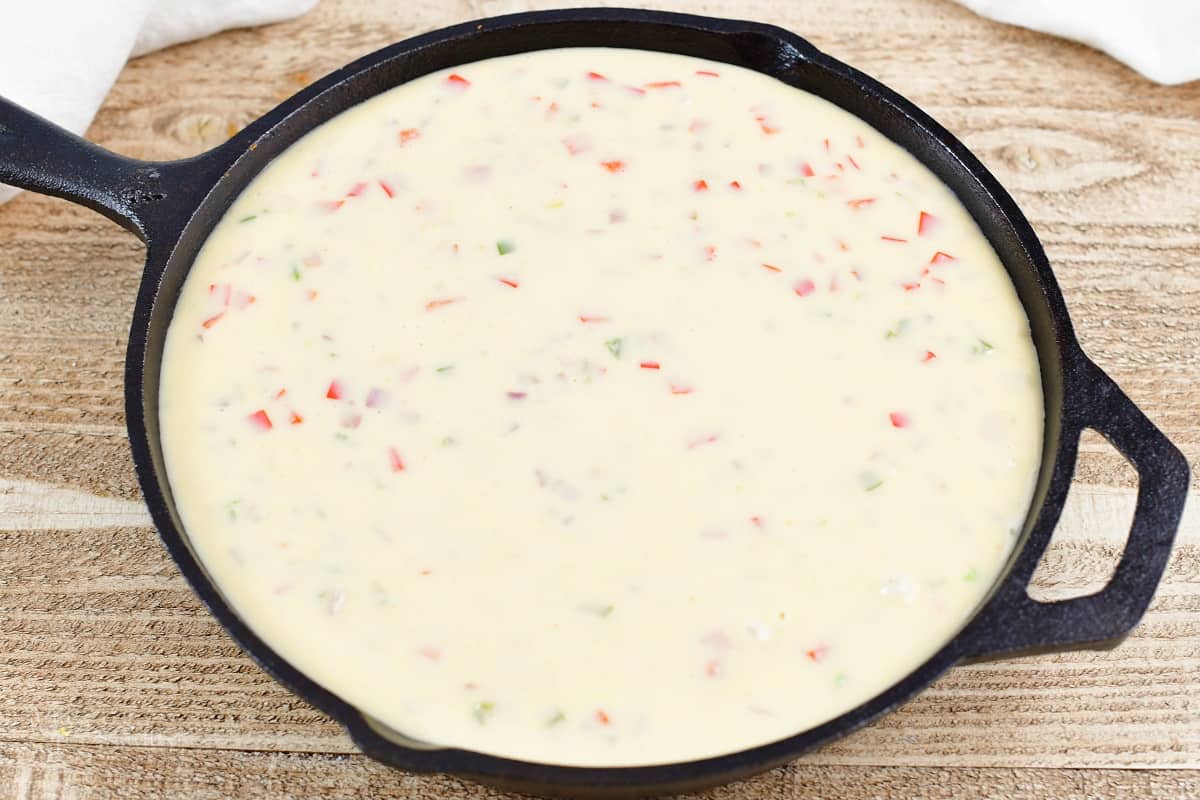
[0,8,1189,798]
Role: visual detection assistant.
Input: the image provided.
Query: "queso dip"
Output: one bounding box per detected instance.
[159,48,1043,766]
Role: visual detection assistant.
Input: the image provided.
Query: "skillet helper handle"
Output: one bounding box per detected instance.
[961,355,1189,660]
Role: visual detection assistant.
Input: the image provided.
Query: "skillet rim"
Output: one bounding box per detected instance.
[115,7,1177,796]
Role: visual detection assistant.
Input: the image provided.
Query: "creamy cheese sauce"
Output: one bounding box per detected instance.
[159,48,1043,766]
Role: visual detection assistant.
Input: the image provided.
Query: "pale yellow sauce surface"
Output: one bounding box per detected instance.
[159,48,1043,766]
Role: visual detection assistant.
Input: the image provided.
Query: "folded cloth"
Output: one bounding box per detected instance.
[0,0,317,205]
[957,0,1200,85]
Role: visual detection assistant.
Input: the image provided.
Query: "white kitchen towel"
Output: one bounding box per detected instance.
[0,0,317,205]
[957,0,1200,85]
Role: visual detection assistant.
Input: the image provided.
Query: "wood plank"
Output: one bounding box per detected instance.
[0,741,1197,800]
[1,0,1197,794]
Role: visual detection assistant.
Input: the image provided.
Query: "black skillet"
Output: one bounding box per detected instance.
[0,8,1189,798]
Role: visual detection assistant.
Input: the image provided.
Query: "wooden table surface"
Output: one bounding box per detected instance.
[1,0,1197,797]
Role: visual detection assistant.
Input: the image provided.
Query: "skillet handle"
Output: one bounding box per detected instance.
[0,95,235,242]
[960,354,1188,660]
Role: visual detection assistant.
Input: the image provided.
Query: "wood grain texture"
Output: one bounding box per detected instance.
[3,742,1200,800]
[1,0,1197,796]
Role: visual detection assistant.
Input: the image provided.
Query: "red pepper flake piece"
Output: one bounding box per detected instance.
[346,181,368,197]
[365,388,387,408]
[507,391,528,400]
[209,283,232,305]
[399,128,421,145]
[850,269,863,281]
[388,447,406,472]
[595,710,611,725]
[837,239,851,252]
[446,73,470,88]
[847,154,861,170]
[342,413,362,430]
[587,70,609,82]
[847,197,877,210]
[645,80,681,89]
[930,277,946,286]
[274,388,288,400]
[639,361,661,370]
[901,281,921,292]
[378,180,396,198]
[688,433,719,448]
[497,277,519,289]
[579,314,609,324]
[793,278,816,297]
[754,114,778,135]
[562,134,591,155]
[800,161,815,177]
[695,69,720,77]
[806,644,828,662]
[201,312,225,329]
[322,199,345,213]
[922,350,937,363]
[418,646,441,662]
[624,85,647,96]
[930,250,956,265]
[917,210,938,236]
[247,409,272,431]
[823,138,831,153]
[425,297,464,311]
[326,380,344,400]
[729,180,742,190]
[881,235,908,243]
[705,659,722,677]
[289,410,304,425]
[761,263,782,273]
[889,412,910,428]
[600,159,626,173]
[856,135,865,148]
[693,179,709,192]
[418,568,432,576]
[306,289,319,301]
[232,291,256,309]
[750,515,764,528]
[670,384,694,395]
[703,244,717,261]
[836,162,845,172]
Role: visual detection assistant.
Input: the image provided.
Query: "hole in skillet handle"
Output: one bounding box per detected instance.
[1026,428,1137,603]
[959,353,1189,662]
